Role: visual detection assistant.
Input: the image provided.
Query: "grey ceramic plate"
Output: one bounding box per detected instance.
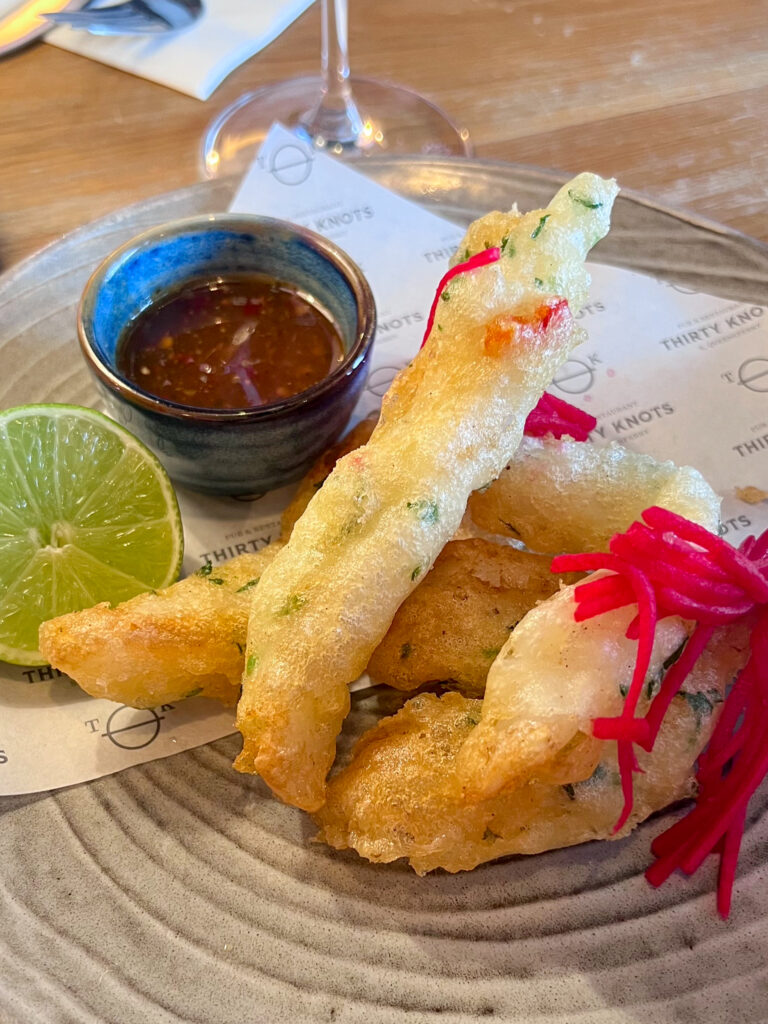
[1,160,767,1024]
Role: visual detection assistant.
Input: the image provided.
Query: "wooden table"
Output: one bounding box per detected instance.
[1,0,766,271]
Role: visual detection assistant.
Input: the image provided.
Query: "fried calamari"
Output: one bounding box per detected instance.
[237,174,619,811]
[468,436,720,554]
[367,539,579,695]
[453,576,690,802]
[455,457,722,803]
[315,622,750,874]
[38,545,281,708]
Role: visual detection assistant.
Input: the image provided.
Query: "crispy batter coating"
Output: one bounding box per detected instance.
[280,417,377,541]
[237,175,619,811]
[38,545,281,708]
[468,435,720,553]
[456,449,721,802]
[367,539,579,695]
[315,622,750,874]
[454,573,692,803]
[39,535,570,707]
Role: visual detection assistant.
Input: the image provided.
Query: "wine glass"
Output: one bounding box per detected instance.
[201,0,471,178]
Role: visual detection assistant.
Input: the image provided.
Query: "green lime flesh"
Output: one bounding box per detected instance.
[0,404,183,665]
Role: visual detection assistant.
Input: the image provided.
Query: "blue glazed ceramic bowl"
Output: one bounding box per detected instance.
[78,214,376,496]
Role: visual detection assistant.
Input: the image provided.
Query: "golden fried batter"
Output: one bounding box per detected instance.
[39,535,569,707]
[280,417,377,541]
[238,174,618,811]
[457,443,721,802]
[315,622,750,874]
[38,545,281,708]
[454,576,693,803]
[367,539,579,695]
[468,435,720,553]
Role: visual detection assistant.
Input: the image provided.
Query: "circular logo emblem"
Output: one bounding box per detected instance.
[269,144,313,186]
[104,706,164,750]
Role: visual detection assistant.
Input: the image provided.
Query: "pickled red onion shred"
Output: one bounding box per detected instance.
[524,391,597,441]
[420,247,501,347]
[550,507,768,916]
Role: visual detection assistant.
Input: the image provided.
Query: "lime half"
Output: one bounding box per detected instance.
[0,404,183,665]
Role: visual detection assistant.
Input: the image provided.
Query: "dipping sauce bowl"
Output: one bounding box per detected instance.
[78,215,377,496]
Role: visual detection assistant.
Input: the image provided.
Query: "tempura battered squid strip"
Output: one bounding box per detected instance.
[314,619,751,874]
[38,544,282,708]
[454,455,722,806]
[453,572,694,803]
[551,510,768,917]
[237,173,619,811]
[467,434,720,555]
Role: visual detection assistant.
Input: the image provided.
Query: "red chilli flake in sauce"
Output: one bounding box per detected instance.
[551,508,768,917]
[420,246,592,440]
[117,274,345,410]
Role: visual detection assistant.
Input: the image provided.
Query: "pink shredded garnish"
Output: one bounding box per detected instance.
[420,247,501,348]
[550,507,768,916]
[524,392,597,441]
[420,247,594,441]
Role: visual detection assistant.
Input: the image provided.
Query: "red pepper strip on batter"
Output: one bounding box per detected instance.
[420,247,501,347]
[483,298,570,358]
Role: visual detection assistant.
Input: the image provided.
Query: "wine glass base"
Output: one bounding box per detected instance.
[201,75,472,179]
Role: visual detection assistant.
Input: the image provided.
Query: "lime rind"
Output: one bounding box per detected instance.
[0,403,183,665]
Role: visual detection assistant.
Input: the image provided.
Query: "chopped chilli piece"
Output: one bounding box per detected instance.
[419,250,591,441]
[484,299,570,358]
[551,507,768,917]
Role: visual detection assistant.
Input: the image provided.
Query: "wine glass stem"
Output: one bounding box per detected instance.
[299,0,365,145]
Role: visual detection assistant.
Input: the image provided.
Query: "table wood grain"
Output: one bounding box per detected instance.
[1,0,766,271]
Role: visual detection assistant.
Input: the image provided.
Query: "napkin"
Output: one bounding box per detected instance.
[45,0,316,100]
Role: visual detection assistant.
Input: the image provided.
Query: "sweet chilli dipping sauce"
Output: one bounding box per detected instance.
[117,274,345,410]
